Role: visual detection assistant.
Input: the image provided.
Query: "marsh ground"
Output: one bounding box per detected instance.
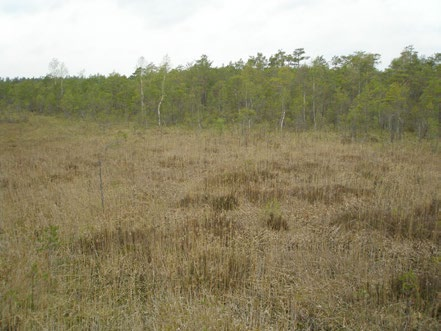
[1,116,440,330]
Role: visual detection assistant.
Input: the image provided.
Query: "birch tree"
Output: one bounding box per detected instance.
[157,55,170,127]
[137,56,147,127]
[48,58,68,113]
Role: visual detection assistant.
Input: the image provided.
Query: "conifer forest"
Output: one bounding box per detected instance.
[2,46,440,140]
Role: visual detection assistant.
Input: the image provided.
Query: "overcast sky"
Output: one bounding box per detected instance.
[1,0,440,78]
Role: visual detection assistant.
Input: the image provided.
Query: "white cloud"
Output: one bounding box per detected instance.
[117,0,215,28]
[0,0,62,14]
[0,0,440,78]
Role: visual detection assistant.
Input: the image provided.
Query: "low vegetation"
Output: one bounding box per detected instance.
[1,115,440,330]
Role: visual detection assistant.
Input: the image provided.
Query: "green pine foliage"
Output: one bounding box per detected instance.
[0,47,440,138]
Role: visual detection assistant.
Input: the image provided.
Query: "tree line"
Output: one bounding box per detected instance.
[1,46,440,140]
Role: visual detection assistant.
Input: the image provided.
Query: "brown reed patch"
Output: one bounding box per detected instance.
[291,184,373,205]
[205,168,276,188]
[333,199,440,242]
[203,212,242,241]
[176,242,253,294]
[210,193,239,212]
[243,185,286,204]
[158,155,195,168]
[179,193,210,208]
[179,192,238,211]
[75,227,154,259]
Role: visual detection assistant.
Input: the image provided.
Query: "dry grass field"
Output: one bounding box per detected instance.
[1,115,440,330]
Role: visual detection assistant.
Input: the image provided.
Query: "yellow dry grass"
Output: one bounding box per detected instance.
[1,115,440,330]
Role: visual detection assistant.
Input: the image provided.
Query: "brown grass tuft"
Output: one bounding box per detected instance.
[266,212,289,231]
